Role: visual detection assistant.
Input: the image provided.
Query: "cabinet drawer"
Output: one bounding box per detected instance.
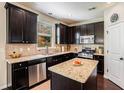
[28,58,46,66]
[93,55,104,60]
[12,62,28,70]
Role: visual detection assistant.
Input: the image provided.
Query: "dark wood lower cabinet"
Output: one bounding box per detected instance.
[50,68,97,90]
[46,53,77,79]
[93,55,104,75]
[12,66,29,89]
[8,53,77,90]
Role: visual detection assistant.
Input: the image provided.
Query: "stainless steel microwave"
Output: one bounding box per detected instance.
[80,35,94,44]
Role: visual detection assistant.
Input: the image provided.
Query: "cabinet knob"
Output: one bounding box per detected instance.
[26,41,28,43]
[25,67,28,69]
[120,57,124,60]
[19,64,22,66]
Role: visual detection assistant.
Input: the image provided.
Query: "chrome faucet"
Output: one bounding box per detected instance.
[46,45,48,54]
[46,40,49,54]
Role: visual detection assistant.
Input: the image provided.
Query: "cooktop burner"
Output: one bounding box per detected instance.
[78,48,95,59]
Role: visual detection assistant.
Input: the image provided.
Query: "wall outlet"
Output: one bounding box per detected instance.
[27,48,30,51]
[20,48,23,52]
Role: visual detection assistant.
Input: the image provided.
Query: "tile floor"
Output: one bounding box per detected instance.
[31,80,50,90]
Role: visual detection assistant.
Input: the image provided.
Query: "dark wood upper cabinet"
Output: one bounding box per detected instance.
[67,26,76,44]
[24,12,37,43]
[94,22,104,44]
[86,23,95,35]
[7,6,24,43]
[5,3,37,44]
[55,23,67,44]
[75,26,81,44]
[55,21,104,45]
[80,24,87,36]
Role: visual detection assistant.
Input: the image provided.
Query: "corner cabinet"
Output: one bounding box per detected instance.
[5,3,37,44]
[94,22,104,44]
[67,26,76,44]
[86,23,95,35]
[55,23,68,44]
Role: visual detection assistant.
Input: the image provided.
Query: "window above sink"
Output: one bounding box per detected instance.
[37,21,53,48]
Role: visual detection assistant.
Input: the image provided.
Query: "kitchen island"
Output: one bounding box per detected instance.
[48,58,98,90]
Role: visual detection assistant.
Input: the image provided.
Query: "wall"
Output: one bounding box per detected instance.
[5,2,69,59]
[67,18,104,52]
[6,44,61,59]
[104,3,124,78]
[0,2,63,89]
[0,2,6,89]
[104,3,124,28]
[69,17,104,26]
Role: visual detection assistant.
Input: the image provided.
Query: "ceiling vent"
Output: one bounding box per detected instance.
[88,7,96,11]
[48,13,53,15]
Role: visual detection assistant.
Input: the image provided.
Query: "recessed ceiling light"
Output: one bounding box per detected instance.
[88,7,96,11]
[48,13,53,15]
[107,2,111,4]
[68,14,72,17]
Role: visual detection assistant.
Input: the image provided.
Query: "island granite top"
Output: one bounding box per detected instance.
[48,58,98,83]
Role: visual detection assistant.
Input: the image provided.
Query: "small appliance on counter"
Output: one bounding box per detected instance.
[95,46,104,54]
[78,48,95,59]
[9,51,21,58]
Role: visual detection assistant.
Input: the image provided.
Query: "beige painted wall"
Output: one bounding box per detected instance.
[0,2,6,89]
[69,17,104,26]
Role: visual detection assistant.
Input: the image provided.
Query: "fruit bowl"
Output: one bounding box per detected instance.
[73,60,82,66]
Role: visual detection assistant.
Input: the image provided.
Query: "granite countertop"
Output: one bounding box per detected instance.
[48,58,98,83]
[6,51,77,64]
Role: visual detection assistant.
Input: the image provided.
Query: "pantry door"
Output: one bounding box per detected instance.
[107,23,124,89]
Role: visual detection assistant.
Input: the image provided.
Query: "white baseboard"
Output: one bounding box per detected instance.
[104,74,109,79]
[0,84,7,90]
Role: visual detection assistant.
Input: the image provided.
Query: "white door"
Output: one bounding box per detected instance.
[107,23,124,89]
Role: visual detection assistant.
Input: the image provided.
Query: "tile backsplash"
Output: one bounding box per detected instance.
[6,44,104,59]
[69,44,104,52]
[6,44,58,59]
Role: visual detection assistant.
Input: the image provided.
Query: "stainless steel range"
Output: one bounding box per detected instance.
[78,48,95,59]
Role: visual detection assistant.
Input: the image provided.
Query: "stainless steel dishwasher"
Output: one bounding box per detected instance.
[28,58,46,87]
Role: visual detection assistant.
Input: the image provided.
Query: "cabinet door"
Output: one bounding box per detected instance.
[67,27,74,44]
[55,24,60,44]
[94,22,104,44]
[93,55,104,74]
[81,24,87,36]
[12,67,28,89]
[46,57,53,79]
[75,26,81,44]
[56,24,68,44]
[86,23,94,35]
[71,26,76,44]
[9,7,24,43]
[60,24,67,44]
[24,12,37,43]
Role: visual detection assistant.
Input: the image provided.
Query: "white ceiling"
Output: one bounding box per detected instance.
[19,2,115,24]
